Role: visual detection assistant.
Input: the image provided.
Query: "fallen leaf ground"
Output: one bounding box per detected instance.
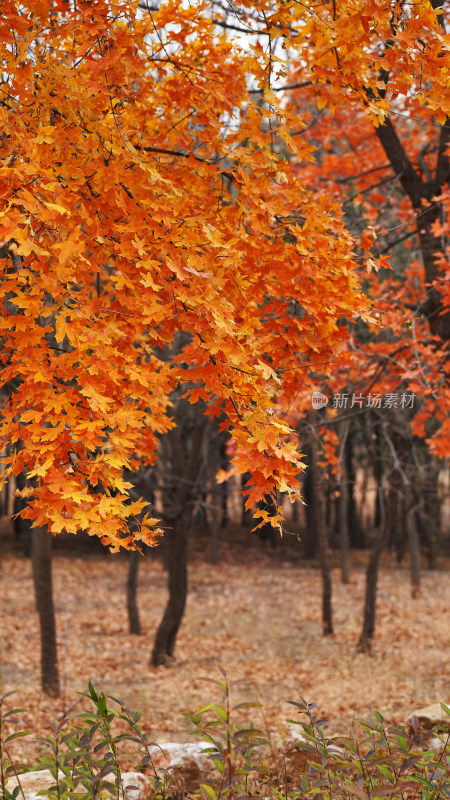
[0,522,449,767]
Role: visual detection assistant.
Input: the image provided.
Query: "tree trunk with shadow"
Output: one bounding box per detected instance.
[309,433,333,635]
[32,527,60,697]
[302,457,317,560]
[406,490,421,599]
[151,514,188,665]
[358,477,397,654]
[127,550,141,635]
[151,403,206,666]
[338,421,350,584]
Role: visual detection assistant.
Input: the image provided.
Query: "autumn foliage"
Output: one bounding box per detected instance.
[1,0,449,547]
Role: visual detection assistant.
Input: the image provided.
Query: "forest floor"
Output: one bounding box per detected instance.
[0,522,449,768]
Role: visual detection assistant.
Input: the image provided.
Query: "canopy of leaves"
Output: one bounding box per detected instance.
[0,0,370,548]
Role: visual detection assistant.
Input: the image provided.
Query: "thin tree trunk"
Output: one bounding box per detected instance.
[390,492,403,564]
[310,434,333,635]
[127,550,141,634]
[345,434,364,548]
[339,477,350,584]
[373,421,383,530]
[338,422,350,584]
[32,527,60,697]
[358,484,391,654]
[210,496,220,565]
[422,457,440,569]
[221,480,229,529]
[358,528,383,653]
[406,493,421,599]
[302,460,317,560]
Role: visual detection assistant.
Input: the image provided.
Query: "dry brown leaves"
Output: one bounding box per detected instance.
[0,526,449,767]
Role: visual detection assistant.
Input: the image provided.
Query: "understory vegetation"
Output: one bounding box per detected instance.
[1,669,449,800]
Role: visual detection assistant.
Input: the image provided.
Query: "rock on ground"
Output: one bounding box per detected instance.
[5,770,149,800]
[410,703,450,731]
[148,741,211,769]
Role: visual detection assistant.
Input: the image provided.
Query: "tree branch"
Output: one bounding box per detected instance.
[373,115,423,207]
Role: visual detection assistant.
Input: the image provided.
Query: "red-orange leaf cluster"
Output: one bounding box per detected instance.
[1,0,370,547]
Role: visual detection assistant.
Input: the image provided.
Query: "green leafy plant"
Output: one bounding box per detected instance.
[181,663,271,800]
[35,682,175,800]
[0,690,31,800]
[0,678,448,800]
[286,698,450,800]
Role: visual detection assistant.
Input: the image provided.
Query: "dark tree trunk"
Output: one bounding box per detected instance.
[345,434,364,549]
[127,550,141,635]
[372,420,384,531]
[150,404,206,667]
[339,471,350,584]
[338,422,350,583]
[14,470,32,557]
[151,516,188,665]
[390,492,403,564]
[241,472,253,527]
[417,507,438,571]
[302,461,316,560]
[372,92,450,343]
[220,482,229,529]
[358,528,383,654]
[208,481,221,565]
[358,482,393,654]
[309,435,333,635]
[220,438,229,529]
[32,527,60,697]
[210,508,219,565]
[421,457,440,569]
[406,492,421,599]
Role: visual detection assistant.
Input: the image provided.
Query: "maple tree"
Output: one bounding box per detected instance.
[296,0,449,435]
[1,0,449,698]
[1,0,449,547]
[203,0,450,647]
[277,0,450,647]
[202,0,450,492]
[0,0,372,550]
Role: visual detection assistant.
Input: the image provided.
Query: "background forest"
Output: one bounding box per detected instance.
[0,0,449,795]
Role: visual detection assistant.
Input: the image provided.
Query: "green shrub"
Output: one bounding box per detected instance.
[0,671,448,800]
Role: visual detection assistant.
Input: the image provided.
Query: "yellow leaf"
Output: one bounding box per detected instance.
[28,457,53,478]
[44,201,71,216]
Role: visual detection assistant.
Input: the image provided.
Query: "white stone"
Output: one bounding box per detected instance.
[5,769,64,800]
[410,703,450,731]
[6,769,149,800]
[148,741,211,768]
[426,736,447,754]
[121,771,150,800]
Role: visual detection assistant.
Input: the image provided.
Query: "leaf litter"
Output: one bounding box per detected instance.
[0,527,449,766]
